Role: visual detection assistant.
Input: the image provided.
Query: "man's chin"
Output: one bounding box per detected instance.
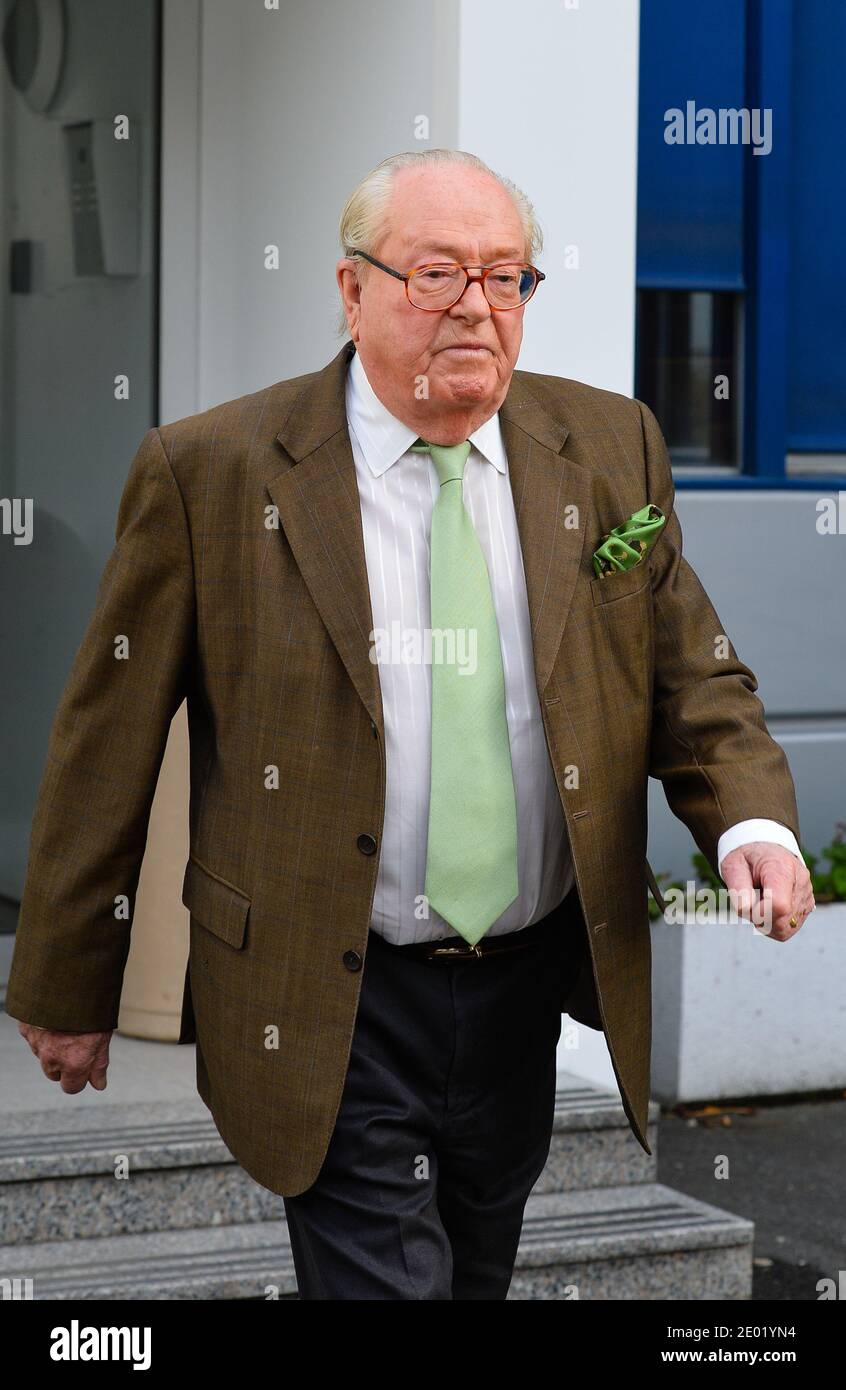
[434,365,498,406]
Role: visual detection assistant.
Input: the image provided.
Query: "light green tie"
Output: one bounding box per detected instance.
[411,438,519,945]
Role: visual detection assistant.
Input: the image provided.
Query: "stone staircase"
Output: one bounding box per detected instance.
[0,1073,753,1299]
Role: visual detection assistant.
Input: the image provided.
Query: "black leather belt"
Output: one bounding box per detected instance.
[370,904,564,964]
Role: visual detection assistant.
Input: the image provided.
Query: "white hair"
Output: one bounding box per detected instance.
[335,148,544,336]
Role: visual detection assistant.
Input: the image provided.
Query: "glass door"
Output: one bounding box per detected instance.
[0,0,160,918]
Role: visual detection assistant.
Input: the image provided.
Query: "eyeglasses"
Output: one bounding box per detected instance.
[346,249,546,311]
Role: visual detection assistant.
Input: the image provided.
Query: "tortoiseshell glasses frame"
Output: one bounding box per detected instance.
[346,249,546,311]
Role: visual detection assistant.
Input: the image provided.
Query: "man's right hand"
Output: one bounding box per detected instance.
[17,1022,113,1093]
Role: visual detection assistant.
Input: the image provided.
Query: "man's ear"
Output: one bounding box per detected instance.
[336,258,362,342]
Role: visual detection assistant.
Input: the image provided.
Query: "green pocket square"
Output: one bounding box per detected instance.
[592,503,666,578]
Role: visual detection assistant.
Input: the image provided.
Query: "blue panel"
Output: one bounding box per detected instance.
[787,0,846,449]
[743,0,792,477]
[637,0,747,289]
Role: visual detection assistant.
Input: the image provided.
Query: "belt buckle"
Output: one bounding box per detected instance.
[429,940,483,961]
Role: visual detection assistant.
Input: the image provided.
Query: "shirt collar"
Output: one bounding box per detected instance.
[345,346,507,477]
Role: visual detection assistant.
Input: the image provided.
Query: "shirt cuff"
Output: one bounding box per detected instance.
[717,819,804,879]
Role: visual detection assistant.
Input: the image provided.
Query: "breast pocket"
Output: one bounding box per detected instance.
[590,562,651,606]
[181,855,251,950]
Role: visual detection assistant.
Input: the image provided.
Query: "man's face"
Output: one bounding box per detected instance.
[337,166,529,431]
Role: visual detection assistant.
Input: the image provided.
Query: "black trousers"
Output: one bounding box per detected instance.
[282,887,586,1300]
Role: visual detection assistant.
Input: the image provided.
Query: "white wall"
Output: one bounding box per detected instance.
[162,0,444,414]
[456,0,640,394]
[160,0,640,417]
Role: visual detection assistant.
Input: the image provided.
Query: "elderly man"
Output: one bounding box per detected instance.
[8,149,814,1301]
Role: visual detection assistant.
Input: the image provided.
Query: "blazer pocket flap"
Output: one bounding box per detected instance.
[590,562,651,605]
[181,856,250,949]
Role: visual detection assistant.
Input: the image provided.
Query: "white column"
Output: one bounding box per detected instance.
[455,0,640,394]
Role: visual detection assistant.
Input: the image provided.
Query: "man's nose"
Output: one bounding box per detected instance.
[448,277,490,320]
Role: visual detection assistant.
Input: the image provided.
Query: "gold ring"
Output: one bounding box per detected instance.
[789,915,798,928]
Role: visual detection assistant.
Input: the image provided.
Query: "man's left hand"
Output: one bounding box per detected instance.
[721,841,815,941]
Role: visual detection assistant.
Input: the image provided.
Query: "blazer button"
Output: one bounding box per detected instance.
[343,949,362,972]
[357,833,377,855]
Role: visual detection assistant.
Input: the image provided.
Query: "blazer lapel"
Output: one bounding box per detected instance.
[267,342,384,733]
[499,373,592,696]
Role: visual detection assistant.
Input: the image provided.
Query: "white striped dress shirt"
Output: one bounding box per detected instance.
[345,347,573,944]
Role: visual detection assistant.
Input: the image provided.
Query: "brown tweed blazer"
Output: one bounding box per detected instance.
[6,339,801,1196]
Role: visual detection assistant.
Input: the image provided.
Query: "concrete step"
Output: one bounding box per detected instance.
[0,1075,657,1246]
[0,1100,281,1248]
[509,1186,753,1300]
[532,1072,659,1193]
[0,1219,296,1301]
[0,1184,752,1301]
